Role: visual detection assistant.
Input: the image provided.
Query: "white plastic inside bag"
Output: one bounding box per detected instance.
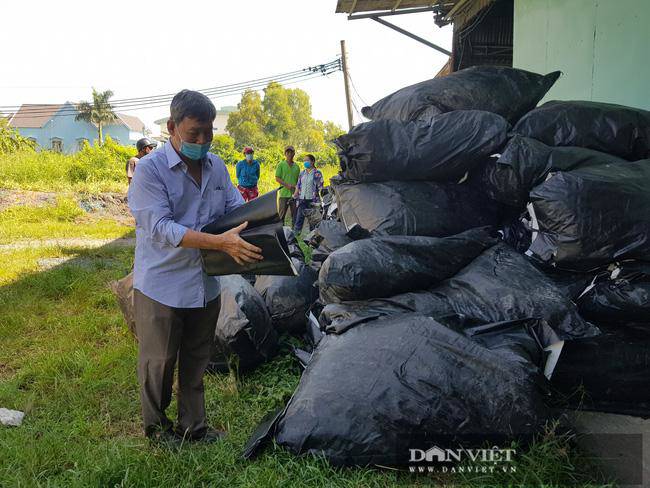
[543,341,565,380]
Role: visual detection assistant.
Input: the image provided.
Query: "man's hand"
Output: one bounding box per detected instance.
[216,222,263,265]
[179,223,263,266]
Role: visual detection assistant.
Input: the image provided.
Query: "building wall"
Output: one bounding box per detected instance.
[213,113,229,135]
[513,0,650,110]
[17,103,143,153]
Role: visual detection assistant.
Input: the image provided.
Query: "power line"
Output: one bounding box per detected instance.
[0,60,340,113]
[3,66,341,118]
[347,72,370,108]
[2,59,342,118]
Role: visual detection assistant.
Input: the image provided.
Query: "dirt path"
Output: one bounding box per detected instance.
[0,237,135,251]
[0,189,134,225]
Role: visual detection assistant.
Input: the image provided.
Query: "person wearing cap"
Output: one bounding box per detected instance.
[127,138,157,184]
[293,154,324,235]
[275,145,300,225]
[235,147,260,202]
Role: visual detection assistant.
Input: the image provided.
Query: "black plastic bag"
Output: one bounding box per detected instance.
[551,323,650,417]
[303,219,362,266]
[537,267,593,302]
[336,110,509,183]
[577,262,650,323]
[500,218,533,253]
[215,275,278,372]
[201,189,297,276]
[362,66,560,124]
[430,243,599,344]
[527,160,650,270]
[319,290,453,335]
[481,135,627,208]
[282,227,304,261]
[109,272,136,338]
[254,260,319,334]
[245,314,550,466]
[332,179,501,237]
[319,227,498,303]
[513,100,650,161]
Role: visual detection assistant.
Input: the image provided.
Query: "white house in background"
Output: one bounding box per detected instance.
[153,105,236,143]
[9,102,147,153]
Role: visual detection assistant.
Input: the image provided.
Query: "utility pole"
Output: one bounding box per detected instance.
[340,40,354,131]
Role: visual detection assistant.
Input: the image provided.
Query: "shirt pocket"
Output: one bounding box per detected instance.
[207,186,226,222]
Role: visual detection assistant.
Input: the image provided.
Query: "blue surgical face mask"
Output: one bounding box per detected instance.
[303,161,311,169]
[178,136,210,160]
[245,153,253,162]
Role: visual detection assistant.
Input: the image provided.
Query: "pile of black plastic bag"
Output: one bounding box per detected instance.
[112,65,650,467]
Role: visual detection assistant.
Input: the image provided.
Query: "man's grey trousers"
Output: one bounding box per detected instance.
[134,289,219,438]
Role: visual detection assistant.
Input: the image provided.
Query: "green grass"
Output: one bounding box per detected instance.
[0,197,134,243]
[0,144,340,196]
[0,206,613,487]
[0,140,134,194]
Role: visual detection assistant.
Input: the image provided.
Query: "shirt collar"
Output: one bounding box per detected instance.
[164,140,212,169]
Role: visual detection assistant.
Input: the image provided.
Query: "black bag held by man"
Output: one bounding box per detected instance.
[201,189,297,276]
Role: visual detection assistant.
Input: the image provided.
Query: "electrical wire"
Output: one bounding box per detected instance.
[3,68,341,118]
[347,72,370,108]
[2,59,342,118]
[0,60,341,113]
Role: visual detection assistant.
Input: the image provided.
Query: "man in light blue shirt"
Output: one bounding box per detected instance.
[128,90,262,444]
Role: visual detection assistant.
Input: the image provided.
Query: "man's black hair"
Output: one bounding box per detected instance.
[170,89,217,124]
[305,154,316,163]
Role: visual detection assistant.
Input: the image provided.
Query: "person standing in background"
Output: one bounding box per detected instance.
[275,145,300,225]
[236,147,260,202]
[127,138,157,184]
[293,154,323,235]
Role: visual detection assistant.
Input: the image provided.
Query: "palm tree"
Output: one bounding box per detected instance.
[75,89,117,145]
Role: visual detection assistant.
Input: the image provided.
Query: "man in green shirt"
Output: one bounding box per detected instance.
[275,145,301,225]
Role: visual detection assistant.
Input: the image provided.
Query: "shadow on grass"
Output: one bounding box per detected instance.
[0,237,615,487]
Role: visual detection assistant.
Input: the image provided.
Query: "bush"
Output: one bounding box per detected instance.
[0,136,135,193]
[211,134,240,165]
[0,119,36,154]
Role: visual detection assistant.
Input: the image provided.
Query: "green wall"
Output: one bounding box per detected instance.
[513,0,650,110]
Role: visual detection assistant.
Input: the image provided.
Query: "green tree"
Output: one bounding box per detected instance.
[262,82,297,142]
[226,90,268,149]
[226,82,344,160]
[75,88,117,146]
[210,134,240,165]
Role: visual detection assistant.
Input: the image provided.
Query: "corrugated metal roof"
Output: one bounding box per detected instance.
[335,0,496,28]
[336,0,437,14]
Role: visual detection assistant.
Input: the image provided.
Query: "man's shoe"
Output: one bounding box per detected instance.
[176,427,227,444]
[198,428,227,443]
[146,428,181,447]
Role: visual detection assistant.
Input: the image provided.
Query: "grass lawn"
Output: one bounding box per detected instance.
[0,201,612,487]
